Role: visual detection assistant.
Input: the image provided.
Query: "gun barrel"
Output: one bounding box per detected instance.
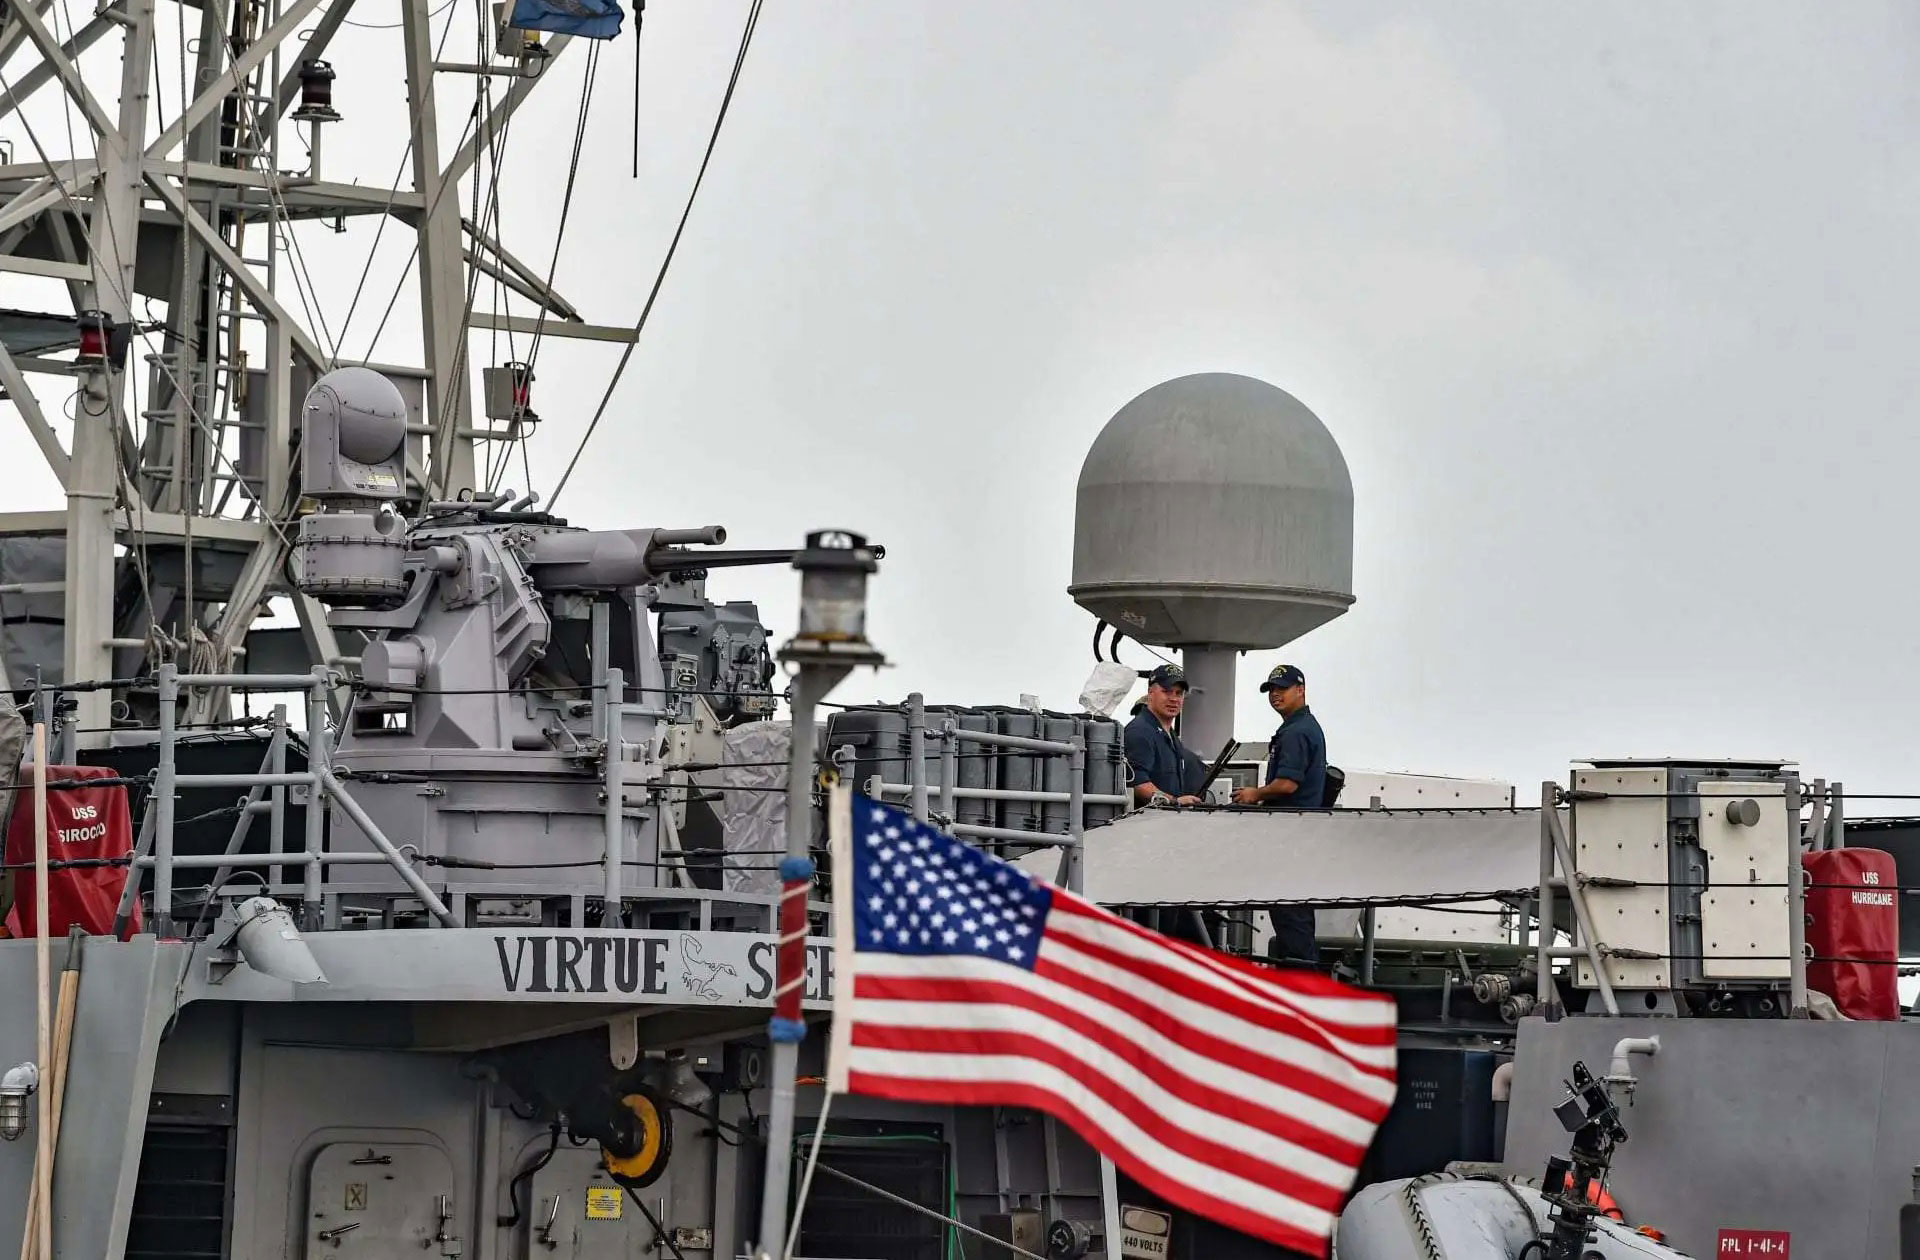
[527,528,881,589]
[649,526,727,547]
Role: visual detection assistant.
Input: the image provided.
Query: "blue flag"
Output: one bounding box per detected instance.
[508,0,623,40]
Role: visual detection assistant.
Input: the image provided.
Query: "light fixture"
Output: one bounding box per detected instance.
[655,1051,713,1110]
[75,310,108,367]
[229,896,327,984]
[0,1062,38,1141]
[792,531,876,645]
[291,59,341,123]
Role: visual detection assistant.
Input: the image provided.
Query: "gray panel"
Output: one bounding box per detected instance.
[1016,807,1542,906]
[523,1144,671,1258]
[1503,1016,1907,1258]
[181,927,833,1009]
[150,1001,238,1097]
[231,1038,479,1259]
[0,936,186,1260]
[1572,767,1671,990]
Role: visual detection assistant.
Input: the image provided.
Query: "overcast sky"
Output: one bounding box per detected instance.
[10,1,1920,798]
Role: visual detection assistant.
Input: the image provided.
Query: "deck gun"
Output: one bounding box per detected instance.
[286,366,874,920]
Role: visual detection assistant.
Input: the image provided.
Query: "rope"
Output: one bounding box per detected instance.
[782,1090,834,1260]
[332,0,464,355]
[522,40,600,373]
[547,0,765,507]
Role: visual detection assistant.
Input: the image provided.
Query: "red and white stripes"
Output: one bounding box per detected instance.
[829,887,1397,1255]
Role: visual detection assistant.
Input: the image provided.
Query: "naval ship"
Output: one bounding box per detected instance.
[0,2,1913,1258]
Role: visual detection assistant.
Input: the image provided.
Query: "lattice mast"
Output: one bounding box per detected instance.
[0,0,591,736]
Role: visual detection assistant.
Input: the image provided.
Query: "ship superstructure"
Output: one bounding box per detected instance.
[0,3,1917,1259]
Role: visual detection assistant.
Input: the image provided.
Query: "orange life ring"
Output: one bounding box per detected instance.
[1551,1167,1628,1221]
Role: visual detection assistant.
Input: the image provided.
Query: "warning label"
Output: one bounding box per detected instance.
[1718,1230,1790,1257]
[585,1187,622,1221]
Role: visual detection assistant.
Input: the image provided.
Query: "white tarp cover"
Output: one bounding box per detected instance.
[1076,661,1138,719]
[1020,806,1543,906]
[714,720,789,895]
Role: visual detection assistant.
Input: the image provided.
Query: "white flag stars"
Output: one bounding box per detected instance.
[851,797,1054,971]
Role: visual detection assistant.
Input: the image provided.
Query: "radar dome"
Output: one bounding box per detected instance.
[1069,372,1354,650]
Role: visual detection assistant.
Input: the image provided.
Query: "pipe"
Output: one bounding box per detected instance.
[755,666,825,1258]
[874,782,1131,807]
[304,670,331,927]
[1546,806,1620,1016]
[1360,906,1377,984]
[1179,645,1237,760]
[26,723,48,1260]
[603,667,625,919]
[110,806,155,940]
[906,693,929,824]
[939,722,958,823]
[1537,783,1557,1011]
[1786,777,1810,1018]
[155,667,177,936]
[1066,736,1085,895]
[171,672,318,689]
[1607,1035,1660,1085]
[1491,1061,1515,1103]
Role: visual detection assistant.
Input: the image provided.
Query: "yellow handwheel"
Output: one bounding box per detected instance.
[599,1085,673,1189]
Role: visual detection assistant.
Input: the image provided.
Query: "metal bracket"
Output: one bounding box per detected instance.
[608,1014,639,1071]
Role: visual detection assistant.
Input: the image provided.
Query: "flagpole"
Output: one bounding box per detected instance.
[1064,735,1127,1260]
[755,530,883,1260]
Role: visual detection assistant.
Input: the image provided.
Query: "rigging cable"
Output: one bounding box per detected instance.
[479,37,598,493]
[522,40,601,375]
[358,105,480,358]
[339,0,457,29]
[546,0,765,508]
[331,0,465,356]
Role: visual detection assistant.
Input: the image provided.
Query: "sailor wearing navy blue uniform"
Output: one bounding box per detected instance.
[1122,663,1207,806]
[1232,664,1326,964]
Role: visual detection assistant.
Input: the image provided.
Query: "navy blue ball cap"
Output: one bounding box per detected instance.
[1146,663,1188,691]
[1260,664,1306,692]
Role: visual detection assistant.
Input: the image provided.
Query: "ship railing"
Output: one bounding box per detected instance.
[844,692,1106,886]
[112,664,797,937]
[108,664,459,935]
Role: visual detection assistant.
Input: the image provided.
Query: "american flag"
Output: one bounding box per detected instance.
[825,794,1398,1255]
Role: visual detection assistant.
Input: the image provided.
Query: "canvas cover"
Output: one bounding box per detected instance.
[714,720,788,896]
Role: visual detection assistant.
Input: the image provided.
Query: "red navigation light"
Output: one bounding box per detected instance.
[75,311,109,367]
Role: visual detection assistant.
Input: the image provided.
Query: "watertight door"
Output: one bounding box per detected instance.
[305,1141,460,1257]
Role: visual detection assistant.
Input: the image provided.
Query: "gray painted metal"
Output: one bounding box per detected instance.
[1069,372,1354,650]
[1338,1175,1687,1258]
[1017,806,1541,906]
[171,926,835,1008]
[0,936,186,1259]
[298,366,410,500]
[1504,1014,1918,1258]
[1180,644,1238,764]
